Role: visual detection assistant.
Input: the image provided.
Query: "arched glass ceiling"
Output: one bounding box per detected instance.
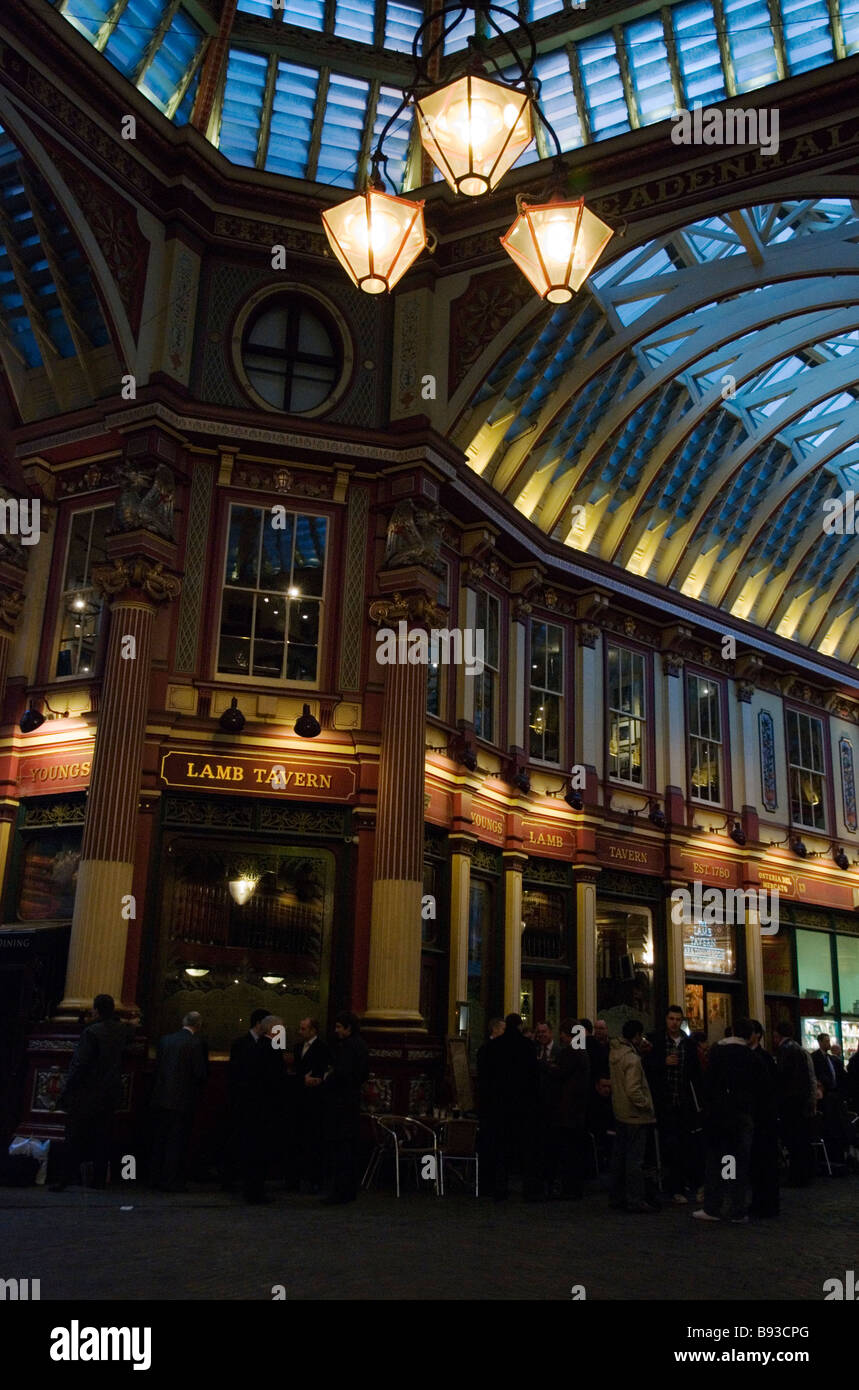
[458,200,859,663]
[50,0,859,187]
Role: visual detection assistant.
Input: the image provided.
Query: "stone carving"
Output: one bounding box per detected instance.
[368,591,446,629]
[0,584,25,634]
[383,500,445,574]
[114,463,175,539]
[92,557,181,605]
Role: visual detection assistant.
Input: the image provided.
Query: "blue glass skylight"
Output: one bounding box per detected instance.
[780,0,835,74]
[316,73,371,187]
[140,7,204,112]
[671,1,727,106]
[625,17,676,124]
[578,35,630,139]
[265,62,320,178]
[724,0,779,91]
[444,8,475,53]
[219,49,269,167]
[373,87,411,189]
[335,0,376,46]
[60,0,111,41]
[533,49,583,151]
[385,3,422,54]
[103,0,164,79]
[236,0,274,17]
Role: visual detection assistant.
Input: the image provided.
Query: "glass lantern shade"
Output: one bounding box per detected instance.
[321,187,426,294]
[501,197,614,303]
[416,75,532,197]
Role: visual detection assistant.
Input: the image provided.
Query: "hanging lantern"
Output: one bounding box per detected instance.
[416,74,532,197]
[501,196,614,303]
[321,185,427,294]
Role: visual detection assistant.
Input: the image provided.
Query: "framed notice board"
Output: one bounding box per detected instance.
[446,1036,474,1112]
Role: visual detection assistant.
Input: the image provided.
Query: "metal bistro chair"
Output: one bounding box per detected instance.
[437,1118,479,1196]
[362,1115,439,1197]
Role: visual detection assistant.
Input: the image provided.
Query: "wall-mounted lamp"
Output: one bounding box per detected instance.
[294,703,321,738]
[648,802,666,829]
[219,697,245,732]
[19,705,45,733]
[834,846,850,871]
[729,821,747,846]
[790,837,808,858]
[228,875,258,906]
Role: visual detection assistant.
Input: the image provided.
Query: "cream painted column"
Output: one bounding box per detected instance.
[735,680,758,811]
[574,866,600,1019]
[507,600,527,754]
[365,588,443,1030]
[59,551,180,1015]
[447,834,476,1034]
[664,881,687,1011]
[503,852,527,1015]
[744,904,766,1023]
[575,624,602,773]
[662,654,687,791]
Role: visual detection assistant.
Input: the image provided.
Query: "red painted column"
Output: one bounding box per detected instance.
[59,549,179,1015]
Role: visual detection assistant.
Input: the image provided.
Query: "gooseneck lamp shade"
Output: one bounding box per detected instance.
[219,697,245,732]
[294,703,322,738]
[321,187,427,295]
[501,196,614,303]
[20,705,45,733]
[416,75,532,197]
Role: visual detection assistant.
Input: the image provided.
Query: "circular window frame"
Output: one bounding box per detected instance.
[231,283,354,419]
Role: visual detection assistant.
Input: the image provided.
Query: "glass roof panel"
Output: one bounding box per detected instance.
[385,3,423,54]
[724,0,779,91]
[265,61,320,178]
[335,0,376,46]
[316,73,370,187]
[219,49,269,168]
[625,17,676,124]
[780,0,835,73]
[533,49,584,151]
[373,87,411,189]
[671,1,727,106]
[578,35,630,140]
[842,0,859,54]
[103,0,164,79]
[140,7,204,112]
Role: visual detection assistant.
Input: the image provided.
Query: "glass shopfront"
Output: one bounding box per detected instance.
[763,905,859,1057]
[595,900,656,1036]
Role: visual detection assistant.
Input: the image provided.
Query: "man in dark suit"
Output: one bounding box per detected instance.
[149,1011,208,1191]
[478,1013,541,1201]
[51,994,138,1191]
[317,1012,369,1205]
[747,1019,780,1218]
[286,1017,331,1191]
[547,1019,591,1198]
[585,1018,612,1169]
[772,1020,816,1186]
[644,1004,701,1203]
[228,1009,286,1204]
[813,1033,851,1168]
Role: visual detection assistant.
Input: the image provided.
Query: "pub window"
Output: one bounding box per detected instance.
[528,621,563,764]
[796,927,834,1014]
[217,504,327,682]
[521,886,565,961]
[596,904,655,1035]
[787,708,826,830]
[607,643,645,784]
[467,877,493,1062]
[688,673,723,803]
[473,589,500,744]
[55,507,111,677]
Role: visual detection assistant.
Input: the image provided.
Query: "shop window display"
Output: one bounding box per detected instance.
[596,905,654,1035]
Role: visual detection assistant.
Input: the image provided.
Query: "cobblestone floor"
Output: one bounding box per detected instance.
[3,1174,857,1301]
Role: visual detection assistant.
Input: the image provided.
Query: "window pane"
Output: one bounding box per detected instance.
[796,928,834,1012]
[226,507,262,587]
[836,935,859,1015]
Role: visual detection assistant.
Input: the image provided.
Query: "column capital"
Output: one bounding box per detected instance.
[92,556,181,607]
[736,680,754,703]
[577,622,600,649]
[663,652,683,677]
[449,832,478,857]
[368,590,445,629]
[572,864,602,884]
[502,850,528,873]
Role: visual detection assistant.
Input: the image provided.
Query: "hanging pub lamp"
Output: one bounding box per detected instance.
[318,2,616,296]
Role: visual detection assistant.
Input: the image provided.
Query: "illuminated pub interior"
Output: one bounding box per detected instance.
[1,0,859,1145]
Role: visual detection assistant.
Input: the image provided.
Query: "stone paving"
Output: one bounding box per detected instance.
[3,1174,857,1301]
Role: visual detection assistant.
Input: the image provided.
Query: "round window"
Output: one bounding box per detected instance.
[240,295,342,414]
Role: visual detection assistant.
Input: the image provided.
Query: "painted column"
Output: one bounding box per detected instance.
[503,851,527,1016]
[364,587,444,1030]
[744,903,766,1024]
[447,833,476,1034]
[59,550,180,1015]
[664,880,687,1012]
[0,561,26,906]
[574,866,600,1019]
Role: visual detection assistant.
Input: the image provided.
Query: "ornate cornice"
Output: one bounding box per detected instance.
[0,583,25,635]
[92,557,181,605]
[578,622,600,649]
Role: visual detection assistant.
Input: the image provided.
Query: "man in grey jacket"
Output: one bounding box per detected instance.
[608,1019,658,1214]
[149,1011,208,1191]
[51,994,138,1191]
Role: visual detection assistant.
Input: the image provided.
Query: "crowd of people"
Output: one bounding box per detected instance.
[50,995,369,1206]
[48,994,859,1220]
[477,1009,859,1220]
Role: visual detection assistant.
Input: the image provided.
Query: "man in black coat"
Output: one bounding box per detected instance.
[747,1019,780,1218]
[149,1011,208,1191]
[51,994,138,1191]
[317,1012,369,1205]
[772,1020,816,1186]
[812,1033,851,1167]
[286,1017,331,1191]
[547,1019,591,1198]
[228,1009,286,1204]
[585,1018,612,1169]
[644,1004,701,1203]
[694,1019,766,1223]
[478,1013,541,1201]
